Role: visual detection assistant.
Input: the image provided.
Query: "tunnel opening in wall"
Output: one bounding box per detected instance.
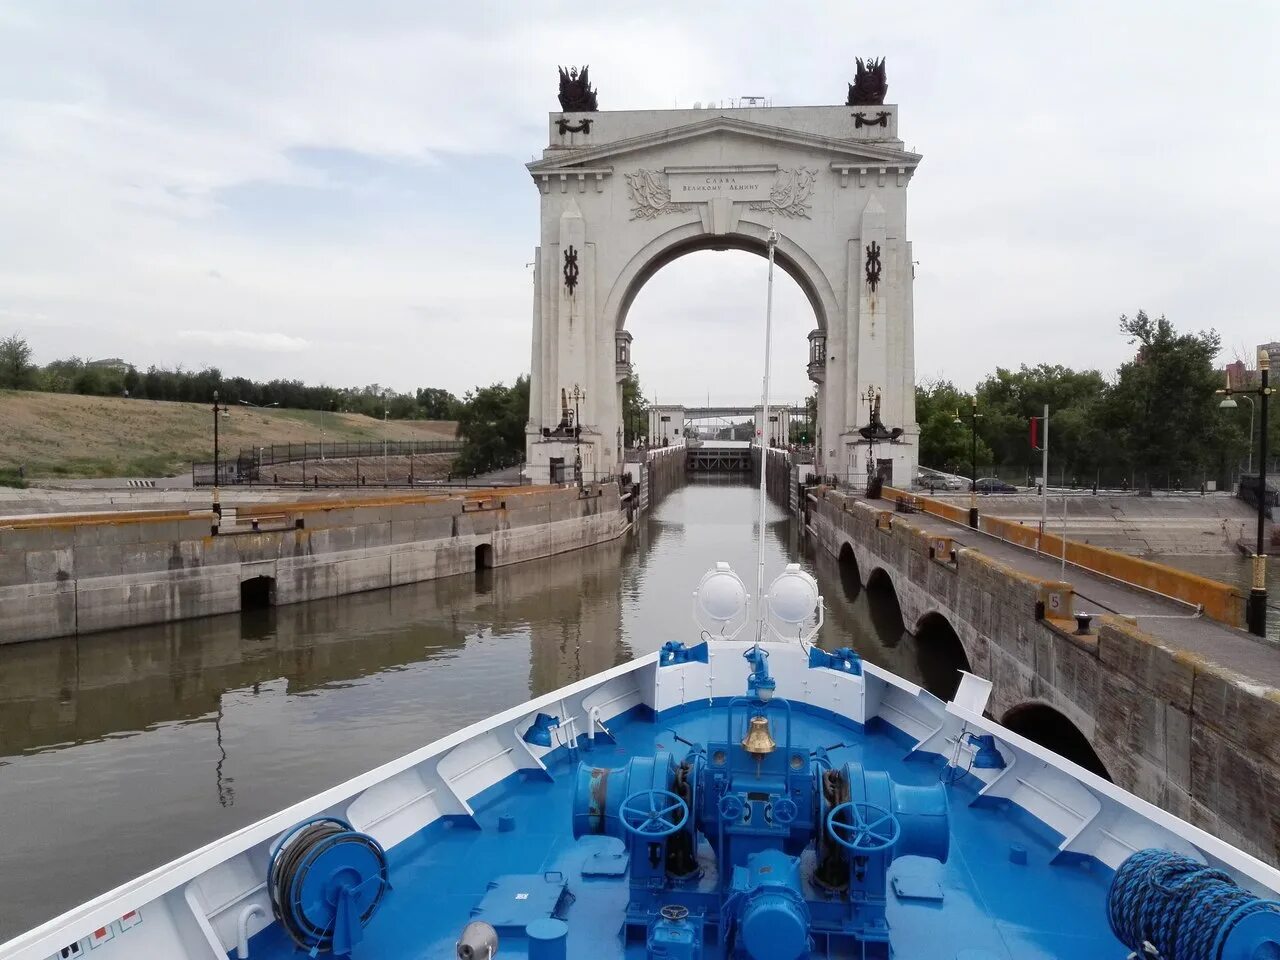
[240,575,276,610]
[1002,702,1112,781]
[912,612,971,702]
[838,543,862,601]
[475,543,494,571]
[865,568,905,648]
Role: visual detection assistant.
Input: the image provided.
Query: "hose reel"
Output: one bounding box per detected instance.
[267,816,390,957]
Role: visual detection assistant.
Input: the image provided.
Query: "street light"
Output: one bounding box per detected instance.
[211,390,230,522]
[1218,351,1271,637]
[382,392,390,486]
[953,397,982,528]
[1219,392,1257,474]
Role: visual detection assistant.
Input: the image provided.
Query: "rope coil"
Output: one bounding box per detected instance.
[268,816,389,955]
[1108,849,1280,960]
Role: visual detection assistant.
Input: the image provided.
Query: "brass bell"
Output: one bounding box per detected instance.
[740,715,777,757]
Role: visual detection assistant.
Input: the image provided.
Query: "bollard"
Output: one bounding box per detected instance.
[527,918,568,960]
[1074,613,1093,635]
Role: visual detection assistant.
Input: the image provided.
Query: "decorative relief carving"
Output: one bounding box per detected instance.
[864,240,882,292]
[624,169,694,220]
[625,167,817,220]
[852,111,890,129]
[563,245,579,293]
[556,117,594,135]
[747,167,817,219]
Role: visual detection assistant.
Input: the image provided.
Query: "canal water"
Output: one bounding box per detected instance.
[0,479,924,939]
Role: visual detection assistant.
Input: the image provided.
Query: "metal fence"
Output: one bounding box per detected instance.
[193,439,465,487]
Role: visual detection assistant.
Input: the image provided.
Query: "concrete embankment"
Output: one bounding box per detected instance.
[0,482,624,644]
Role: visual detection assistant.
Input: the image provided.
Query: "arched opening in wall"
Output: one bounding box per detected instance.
[1002,703,1112,781]
[838,543,861,601]
[626,247,820,450]
[912,612,970,701]
[240,575,276,610]
[864,568,905,648]
[475,543,494,571]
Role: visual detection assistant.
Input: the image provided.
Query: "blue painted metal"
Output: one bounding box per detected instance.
[524,713,561,747]
[647,906,702,959]
[729,849,809,960]
[527,917,569,960]
[266,817,389,958]
[248,697,1133,960]
[807,645,863,675]
[967,733,1006,769]
[469,874,569,936]
[742,647,776,701]
[660,641,710,666]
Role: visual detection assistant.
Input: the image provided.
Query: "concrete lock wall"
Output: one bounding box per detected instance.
[0,483,625,645]
[809,487,1280,866]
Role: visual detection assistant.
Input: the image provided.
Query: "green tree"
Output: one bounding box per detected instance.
[415,387,462,420]
[621,374,648,446]
[1100,311,1230,488]
[454,376,530,475]
[0,334,34,389]
[916,379,992,475]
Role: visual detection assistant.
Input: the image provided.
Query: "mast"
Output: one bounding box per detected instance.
[754,228,778,647]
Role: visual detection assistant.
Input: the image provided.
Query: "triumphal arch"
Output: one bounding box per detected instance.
[525,63,921,486]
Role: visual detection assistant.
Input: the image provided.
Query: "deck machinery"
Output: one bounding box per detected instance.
[573,648,949,959]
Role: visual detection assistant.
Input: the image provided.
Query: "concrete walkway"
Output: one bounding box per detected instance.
[898,504,1280,687]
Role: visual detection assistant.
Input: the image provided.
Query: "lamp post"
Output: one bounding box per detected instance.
[211,390,229,525]
[382,392,390,487]
[1220,392,1257,476]
[953,397,982,528]
[1218,351,1271,637]
[568,384,586,489]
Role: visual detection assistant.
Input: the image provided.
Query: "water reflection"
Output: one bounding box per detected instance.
[0,478,942,937]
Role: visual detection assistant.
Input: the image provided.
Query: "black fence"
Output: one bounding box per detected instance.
[193,439,465,487]
[240,440,461,466]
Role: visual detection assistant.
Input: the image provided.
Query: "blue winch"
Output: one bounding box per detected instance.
[267,816,390,957]
[572,647,949,958]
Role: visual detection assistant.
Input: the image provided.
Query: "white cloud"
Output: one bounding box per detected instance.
[0,1,1275,400]
[176,330,309,353]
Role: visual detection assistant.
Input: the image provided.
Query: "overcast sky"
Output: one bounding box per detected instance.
[0,2,1276,407]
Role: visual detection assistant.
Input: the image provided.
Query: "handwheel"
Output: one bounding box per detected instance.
[620,789,689,838]
[773,798,798,825]
[826,801,900,852]
[719,793,745,821]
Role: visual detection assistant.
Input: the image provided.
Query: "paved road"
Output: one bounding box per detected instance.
[899,505,1280,687]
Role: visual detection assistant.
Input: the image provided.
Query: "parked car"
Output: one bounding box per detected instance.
[974,477,1018,493]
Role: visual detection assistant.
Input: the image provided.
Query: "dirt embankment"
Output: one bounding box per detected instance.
[0,390,458,479]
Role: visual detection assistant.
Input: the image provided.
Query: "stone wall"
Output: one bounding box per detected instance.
[810,487,1280,865]
[0,483,624,644]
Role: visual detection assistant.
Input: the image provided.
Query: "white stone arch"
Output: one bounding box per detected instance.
[602,218,838,336]
[523,102,922,485]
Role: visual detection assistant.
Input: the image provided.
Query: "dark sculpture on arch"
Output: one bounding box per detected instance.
[847,57,888,106]
[558,66,598,112]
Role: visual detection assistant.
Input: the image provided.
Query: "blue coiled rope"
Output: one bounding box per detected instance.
[1108,849,1280,959]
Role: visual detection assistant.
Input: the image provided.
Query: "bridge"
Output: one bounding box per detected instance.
[802,480,1280,867]
[647,403,809,446]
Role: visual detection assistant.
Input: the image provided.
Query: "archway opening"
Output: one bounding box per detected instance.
[240,575,275,610]
[913,612,970,701]
[838,543,862,601]
[626,247,819,448]
[1002,703,1112,781]
[864,568,905,648]
[475,543,494,571]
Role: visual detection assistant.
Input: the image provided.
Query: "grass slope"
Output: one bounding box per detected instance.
[0,390,458,479]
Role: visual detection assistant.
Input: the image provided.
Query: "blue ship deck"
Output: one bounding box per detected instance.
[250,703,1122,959]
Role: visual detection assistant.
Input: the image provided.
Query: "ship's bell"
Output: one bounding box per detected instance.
[741,715,777,757]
